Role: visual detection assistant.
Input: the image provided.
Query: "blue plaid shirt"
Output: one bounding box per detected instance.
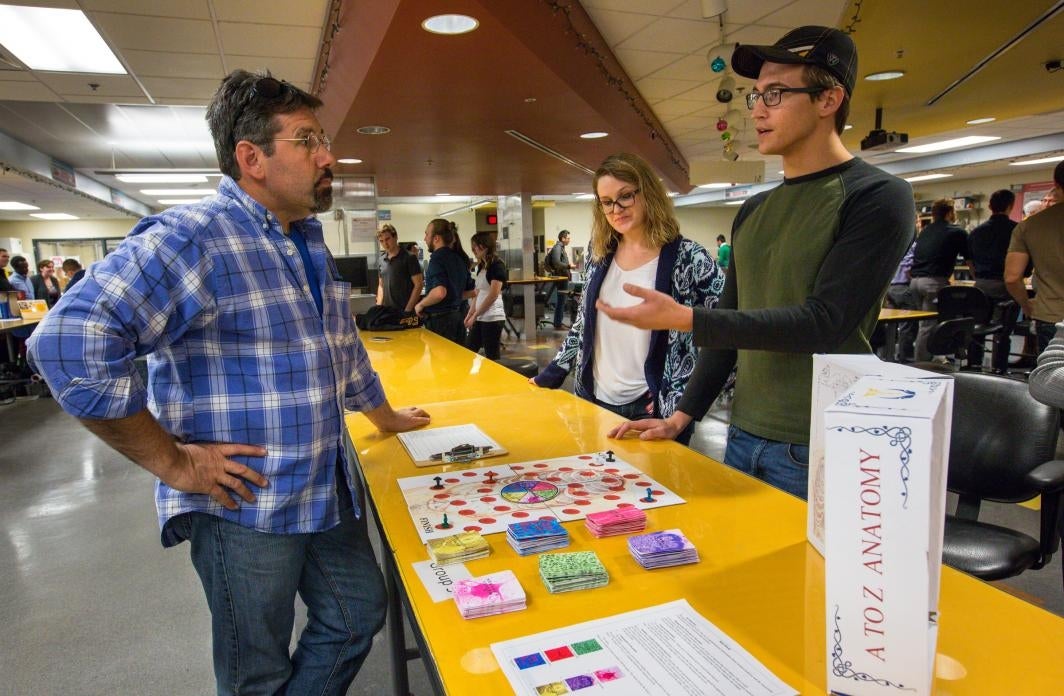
[28,177,385,546]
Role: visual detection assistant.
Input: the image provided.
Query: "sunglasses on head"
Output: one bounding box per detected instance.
[231,76,293,145]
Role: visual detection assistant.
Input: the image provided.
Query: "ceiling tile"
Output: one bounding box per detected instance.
[218,23,321,59]
[225,55,316,84]
[139,76,221,101]
[724,23,792,45]
[617,17,719,53]
[720,0,796,25]
[765,0,848,29]
[583,0,685,14]
[212,0,329,27]
[93,14,216,53]
[35,73,143,98]
[635,76,704,101]
[663,113,714,133]
[613,49,685,80]
[68,95,152,105]
[122,50,224,79]
[652,98,711,118]
[581,9,657,46]
[81,0,211,19]
[0,81,61,101]
[647,53,715,81]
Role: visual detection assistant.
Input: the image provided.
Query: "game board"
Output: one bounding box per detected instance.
[398,451,685,543]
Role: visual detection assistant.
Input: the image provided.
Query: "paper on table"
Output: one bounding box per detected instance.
[492,599,796,696]
[397,424,506,466]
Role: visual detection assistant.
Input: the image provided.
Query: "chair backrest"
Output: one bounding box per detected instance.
[935,285,992,323]
[947,372,1060,503]
[926,317,974,359]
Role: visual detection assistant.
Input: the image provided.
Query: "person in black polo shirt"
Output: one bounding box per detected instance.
[415,218,472,344]
[967,189,1016,304]
[910,199,968,361]
[375,224,423,312]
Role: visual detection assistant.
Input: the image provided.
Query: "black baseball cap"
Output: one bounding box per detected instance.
[731,26,857,96]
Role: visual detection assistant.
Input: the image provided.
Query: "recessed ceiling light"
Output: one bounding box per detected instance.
[895,136,1000,154]
[140,188,215,196]
[580,132,609,139]
[904,173,954,182]
[524,97,537,103]
[0,202,40,211]
[116,173,207,184]
[1009,155,1064,166]
[865,70,905,81]
[157,199,205,205]
[965,117,996,125]
[337,158,363,164]
[30,213,79,220]
[844,124,853,130]
[697,183,730,189]
[421,14,479,35]
[356,125,391,135]
[0,6,125,74]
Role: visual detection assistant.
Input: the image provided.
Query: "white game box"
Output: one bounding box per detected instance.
[823,375,952,696]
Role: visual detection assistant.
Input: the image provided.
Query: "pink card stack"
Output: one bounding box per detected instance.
[453,570,527,619]
[584,508,647,538]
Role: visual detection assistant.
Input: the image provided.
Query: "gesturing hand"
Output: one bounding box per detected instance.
[595,284,694,331]
[166,442,269,511]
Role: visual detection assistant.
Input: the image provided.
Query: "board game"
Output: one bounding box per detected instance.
[398,451,685,543]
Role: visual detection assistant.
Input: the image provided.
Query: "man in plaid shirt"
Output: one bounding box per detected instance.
[28,70,429,695]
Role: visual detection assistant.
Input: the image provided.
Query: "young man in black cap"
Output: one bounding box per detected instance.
[599,26,913,499]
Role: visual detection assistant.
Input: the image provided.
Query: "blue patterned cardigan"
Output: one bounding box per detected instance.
[535,236,724,418]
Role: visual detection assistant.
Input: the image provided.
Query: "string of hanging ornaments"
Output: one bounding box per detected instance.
[704,19,745,162]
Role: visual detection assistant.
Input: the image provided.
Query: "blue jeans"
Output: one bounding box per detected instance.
[724,425,810,499]
[177,502,386,695]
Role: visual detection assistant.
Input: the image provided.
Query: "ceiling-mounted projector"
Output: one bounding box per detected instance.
[860,107,908,151]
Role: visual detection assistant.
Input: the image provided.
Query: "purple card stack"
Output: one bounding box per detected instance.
[627,529,699,569]
[453,570,527,619]
[584,508,647,538]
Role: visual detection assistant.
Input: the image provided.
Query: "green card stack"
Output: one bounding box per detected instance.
[538,551,609,593]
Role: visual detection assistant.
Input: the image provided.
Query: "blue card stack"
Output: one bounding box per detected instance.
[506,518,570,555]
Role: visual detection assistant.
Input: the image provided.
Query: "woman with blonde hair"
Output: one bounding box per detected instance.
[532,153,724,444]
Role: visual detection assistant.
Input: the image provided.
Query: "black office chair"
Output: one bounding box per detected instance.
[914,317,975,373]
[942,372,1064,586]
[933,286,1006,369]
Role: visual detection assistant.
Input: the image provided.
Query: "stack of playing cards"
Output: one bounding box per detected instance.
[627,529,699,569]
[453,570,527,619]
[427,531,490,565]
[538,551,609,593]
[506,518,570,555]
[584,508,647,537]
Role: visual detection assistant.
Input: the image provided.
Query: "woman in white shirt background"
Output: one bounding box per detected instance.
[531,153,724,445]
[465,231,508,359]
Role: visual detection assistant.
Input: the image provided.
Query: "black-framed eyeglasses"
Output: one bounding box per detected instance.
[745,86,825,110]
[272,133,332,153]
[599,188,640,213]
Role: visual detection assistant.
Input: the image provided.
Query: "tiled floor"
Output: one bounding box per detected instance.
[0,326,1059,695]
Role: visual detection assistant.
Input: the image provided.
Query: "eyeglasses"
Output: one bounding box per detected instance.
[599,188,640,213]
[745,86,825,110]
[272,133,332,153]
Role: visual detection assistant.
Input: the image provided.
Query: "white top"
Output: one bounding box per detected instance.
[474,267,505,322]
[593,256,659,405]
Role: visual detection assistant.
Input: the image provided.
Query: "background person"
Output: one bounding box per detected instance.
[545,229,577,329]
[532,153,723,445]
[31,259,62,308]
[415,218,471,344]
[62,258,85,291]
[910,199,968,361]
[465,231,508,359]
[28,69,429,696]
[375,224,423,312]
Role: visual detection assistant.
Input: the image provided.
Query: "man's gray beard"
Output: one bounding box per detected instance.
[313,187,333,213]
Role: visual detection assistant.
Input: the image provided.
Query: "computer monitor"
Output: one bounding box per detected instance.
[333,255,369,291]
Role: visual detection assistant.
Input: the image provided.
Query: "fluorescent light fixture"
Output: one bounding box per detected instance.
[724,200,746,205]
[435,193,452,196]
[157,199,205,205]
[697,183,730,189]
[1009,155,1064,166]
[965,117,996,125]
[421,14,478,35]
[904,173,953,182]
[30,213,79,220]
[865,70,905,81]
[337,158,362,164]
[572,193,594,199]
[844,124,853,130]
[0,201,40,211]
[140,188,215,196]
[109,140,214,152]
[580,132,609,139]
[0,6,125,74]
[896,136,1000,154]
[116,173,208,184]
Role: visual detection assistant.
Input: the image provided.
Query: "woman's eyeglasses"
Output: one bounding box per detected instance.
[598,189,640,213]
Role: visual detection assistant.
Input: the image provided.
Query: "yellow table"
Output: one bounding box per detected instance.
[877,308,938,362]
[0,317,40,360]
[347,389,1064,695]
[360,327,535,406]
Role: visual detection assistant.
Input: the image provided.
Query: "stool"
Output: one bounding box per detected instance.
[495,357,538,378]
